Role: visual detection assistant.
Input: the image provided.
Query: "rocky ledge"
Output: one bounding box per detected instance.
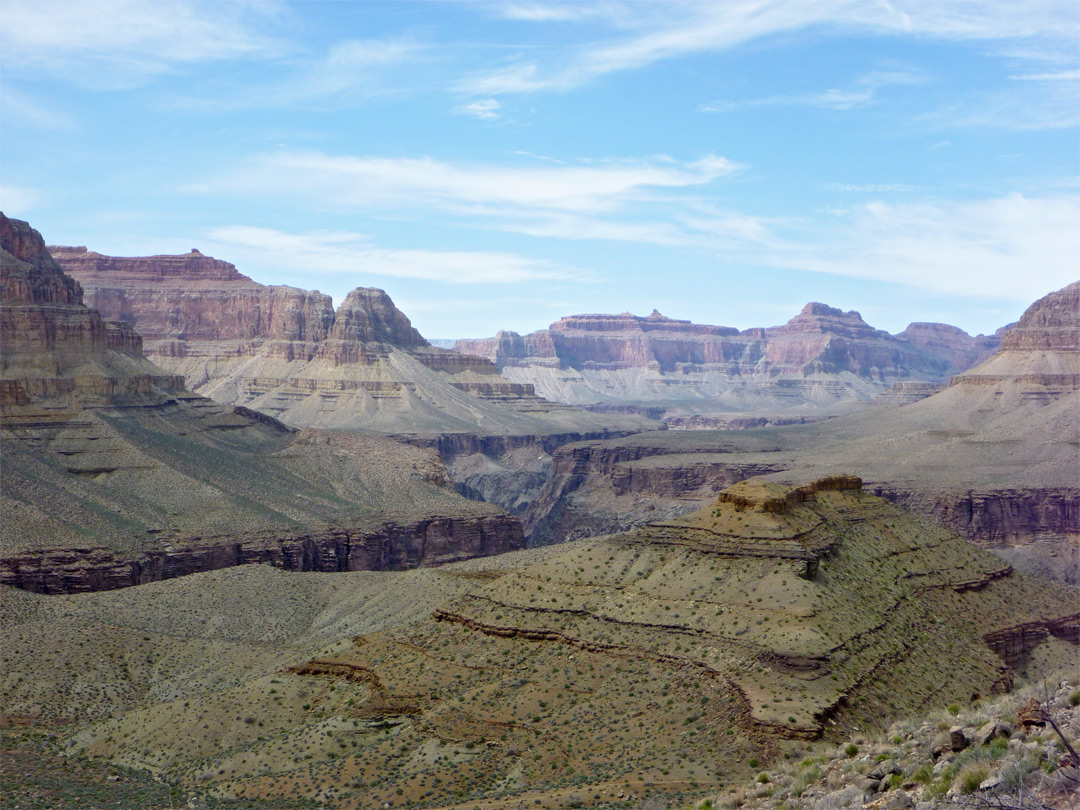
[0,512,523,594]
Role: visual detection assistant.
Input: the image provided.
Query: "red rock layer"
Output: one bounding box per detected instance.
[2,216,185,402]
[0,513,524,595]
[52,247,529,398]
[456,304,997,382]
[2,220,527,593]
[50,245,336,344]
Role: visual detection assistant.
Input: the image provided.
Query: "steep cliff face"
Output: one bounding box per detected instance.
[999,281,1079,352]
[455,304,1000,417]
[951,280,1080,390]
[896,321,1003,377]
[763,303,947,378]
[0,512,523,594]
[55,246,655,440]
[2,217,185,404]
[327,287,428,348]
[518,282,1078,574]
[50,245,336,344]
[2,218,526,593]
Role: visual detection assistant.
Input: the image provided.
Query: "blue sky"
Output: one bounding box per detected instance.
[2,1,1077,339]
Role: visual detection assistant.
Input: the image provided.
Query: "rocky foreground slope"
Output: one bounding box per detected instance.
[455,306,1002,419]
[520,283,1079,583]
[52,244,654,441]
[3,477,1074,809]
[1,214,524,592]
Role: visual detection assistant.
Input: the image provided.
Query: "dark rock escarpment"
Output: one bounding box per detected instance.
[0,513,523,594]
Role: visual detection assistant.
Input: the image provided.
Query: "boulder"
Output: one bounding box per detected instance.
[814,785,869,810]
[950,726,970,752]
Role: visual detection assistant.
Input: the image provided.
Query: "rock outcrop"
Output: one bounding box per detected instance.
[517,283,1079,576]
[2,216,525,592]
[0,511,522,594]
[52,245,656,440]
[455,305,1001,420]
[2,220,185,405]
[175,480,1079,806]
[896,321,1004,378]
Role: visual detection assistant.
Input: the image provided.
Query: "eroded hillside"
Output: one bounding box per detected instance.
[6,478,1073,809]
[1,214,524,592]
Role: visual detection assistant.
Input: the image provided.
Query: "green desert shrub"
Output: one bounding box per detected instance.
[958,764,989,794]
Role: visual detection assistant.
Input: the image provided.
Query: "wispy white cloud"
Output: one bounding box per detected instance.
[204,225,579,285]
[0,185,44,214]
[821,183,921,193]
[701,68,927,112]
[920,79,1079,131]
[1009,70,1080,81]
[760,193,1080,300]
[0,86,75,129]
[460,1,1079,95]
[454,98,501,119]
[0,0,288,89]
[494,2,628,23]
[283,38,420,104]
[163,36,423,112]
[207,151,741,215]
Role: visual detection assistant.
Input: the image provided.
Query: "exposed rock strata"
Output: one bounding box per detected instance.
[0,513,522,594]
[2,217,525,592]
[5,479,1076,810]
[455,305,1001,417]
[52,245,655,439]
[519,283,1078,573]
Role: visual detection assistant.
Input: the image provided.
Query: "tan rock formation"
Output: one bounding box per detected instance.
[53,245,655,440]
[518,282,1079,580]
[454,305,1000,419]
[22,479,1071,809]
[2,216,524,592]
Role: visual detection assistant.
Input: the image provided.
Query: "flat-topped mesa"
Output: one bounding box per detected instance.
[763,304,937,377]
[716,475,863,514]
[769,302,882,340]
[51,245,336,344]
[549,310,739,337]
[896,322,1002,376]
[51,243,639,437]
[49,246,248,283]
[454,303,997,414]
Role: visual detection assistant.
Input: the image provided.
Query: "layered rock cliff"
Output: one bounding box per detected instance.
[455,305,1000,418]
[517,282,1078,580]
[52,245,655,440]
[2,220,185,405]
[2,216,525,593]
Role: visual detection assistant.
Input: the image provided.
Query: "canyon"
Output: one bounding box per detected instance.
[1,215,524,593]
[3,215,1077,810]
[518,282,1079,583]
[3,477,1075,809]
[454,305,1004,419]
[51,244,654,440]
